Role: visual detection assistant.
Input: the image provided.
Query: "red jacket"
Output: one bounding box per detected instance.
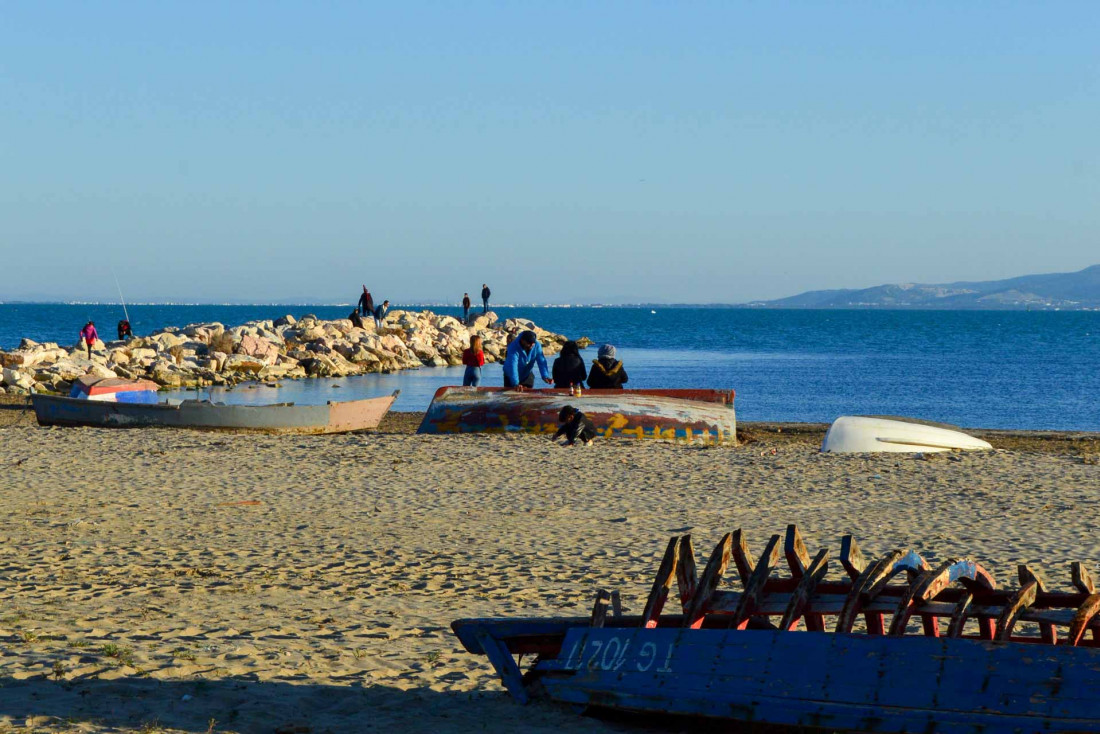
[462,348,485,367]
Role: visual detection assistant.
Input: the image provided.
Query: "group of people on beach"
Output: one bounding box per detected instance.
[460,329,628,446]
[459,331,627,393]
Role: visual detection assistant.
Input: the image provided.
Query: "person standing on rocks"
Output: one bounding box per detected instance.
[358,286,375,317]
[587,343,629,389]
[462,293,472,324]
[502,330,552,390]
[481,284,491,314]
[80,321,98,359]
[373,300,390,329]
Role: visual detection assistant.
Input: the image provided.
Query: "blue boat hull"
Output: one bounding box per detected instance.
[533,626,1100,733]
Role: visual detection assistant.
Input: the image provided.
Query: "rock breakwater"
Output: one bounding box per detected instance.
[0,310,570,394]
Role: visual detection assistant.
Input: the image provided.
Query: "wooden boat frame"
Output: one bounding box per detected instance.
[453,526,1100,732]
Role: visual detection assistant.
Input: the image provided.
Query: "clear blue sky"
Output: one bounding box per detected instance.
[2,2,1097,304]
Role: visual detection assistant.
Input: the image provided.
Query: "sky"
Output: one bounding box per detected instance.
[1,2,1098,304]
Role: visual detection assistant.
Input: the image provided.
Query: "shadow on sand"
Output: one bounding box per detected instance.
[0,675,587,733]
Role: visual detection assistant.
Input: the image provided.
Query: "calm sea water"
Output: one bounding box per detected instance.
[2,303,1098,430]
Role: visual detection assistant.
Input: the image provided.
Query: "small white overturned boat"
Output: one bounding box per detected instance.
[821,416,992,454]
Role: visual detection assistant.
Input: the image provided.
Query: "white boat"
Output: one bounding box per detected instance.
[821,416,992,454]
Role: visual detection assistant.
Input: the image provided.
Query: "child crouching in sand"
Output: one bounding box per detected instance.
[555,405,597,446]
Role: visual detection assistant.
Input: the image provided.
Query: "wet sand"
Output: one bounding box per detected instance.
[1,394,1098,732]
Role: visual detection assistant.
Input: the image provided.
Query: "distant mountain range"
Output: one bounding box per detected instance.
[745,265,1100,310]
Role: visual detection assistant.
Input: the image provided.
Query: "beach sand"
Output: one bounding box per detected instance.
[1,394,1098,733]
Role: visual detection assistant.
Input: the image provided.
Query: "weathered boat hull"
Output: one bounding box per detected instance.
[417,387,736,442]
[453,526,1100,732]
[535,626,1100,733]
[30,390,399,434]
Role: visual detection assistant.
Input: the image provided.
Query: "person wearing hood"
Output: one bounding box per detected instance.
[588,344,628,389]
[502,330,552,389]
[552,340,587,389]
[358,286,375,317]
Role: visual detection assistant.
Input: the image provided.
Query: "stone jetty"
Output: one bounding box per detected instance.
[0,311,574,394]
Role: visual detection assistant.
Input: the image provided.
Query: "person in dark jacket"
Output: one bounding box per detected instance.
[117,320,133,341]
[555,405,597,446]
[462,293,471,323]
[358,286,375,317]
[552,341,587,389]
[588,343,628,389]
[481,284,491,314]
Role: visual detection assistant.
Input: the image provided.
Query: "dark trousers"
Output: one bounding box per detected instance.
[504,372,535,388]
[482,298,489,313]
[463,307,470,323]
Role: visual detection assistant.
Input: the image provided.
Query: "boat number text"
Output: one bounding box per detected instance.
[565,637,674,673]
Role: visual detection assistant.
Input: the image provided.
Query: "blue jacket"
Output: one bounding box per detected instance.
[502,338,550,386]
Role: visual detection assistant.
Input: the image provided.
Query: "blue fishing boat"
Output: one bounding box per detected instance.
[453,526,1100,732]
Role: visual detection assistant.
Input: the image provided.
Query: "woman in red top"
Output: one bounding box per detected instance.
[462,335,486,386]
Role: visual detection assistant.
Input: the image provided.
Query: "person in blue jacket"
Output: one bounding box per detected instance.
[502,330,552,389]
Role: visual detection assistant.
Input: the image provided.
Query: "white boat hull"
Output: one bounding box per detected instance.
[821,416,992,453]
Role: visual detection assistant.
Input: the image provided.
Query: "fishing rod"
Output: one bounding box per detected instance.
[111,268,130,324]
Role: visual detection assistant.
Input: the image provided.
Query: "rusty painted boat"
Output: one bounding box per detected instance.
[453,526,1100,732]
[31,389,399,434]
[417,387,736,442]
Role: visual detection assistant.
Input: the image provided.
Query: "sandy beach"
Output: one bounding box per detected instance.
[1,394,1098,733]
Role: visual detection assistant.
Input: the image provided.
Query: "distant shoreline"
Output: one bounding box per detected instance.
[2,302,1100,311]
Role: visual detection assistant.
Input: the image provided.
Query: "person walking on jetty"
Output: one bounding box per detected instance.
[552,340,587,389]
[80,321,98,358]
[358,286,375,317]
[481,284,491,314]
[373,300,390,329]
[588,343,628,389]
[462,293,472,324]
[462,335,485,386]
[555,405,597,446]
[502,330,552,389]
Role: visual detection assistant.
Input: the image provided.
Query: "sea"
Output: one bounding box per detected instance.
[2,303,1098,431]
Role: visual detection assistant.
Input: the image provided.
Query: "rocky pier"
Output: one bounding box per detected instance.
[0,310,577,395]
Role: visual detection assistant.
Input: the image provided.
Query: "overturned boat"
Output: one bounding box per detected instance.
[31,380,399,434]
[417,387,736,442]
[822,415,993,453]
[454,526,1100,733]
